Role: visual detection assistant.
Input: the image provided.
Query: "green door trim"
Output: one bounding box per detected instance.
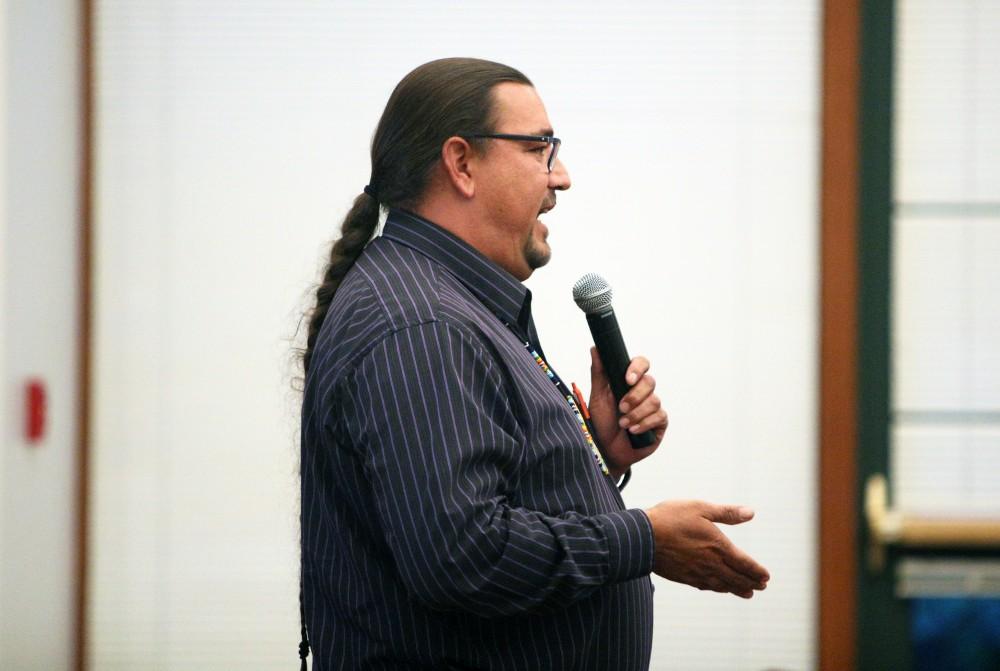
[856,0,912,669]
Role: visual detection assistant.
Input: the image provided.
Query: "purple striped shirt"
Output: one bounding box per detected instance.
[301,208,654,670]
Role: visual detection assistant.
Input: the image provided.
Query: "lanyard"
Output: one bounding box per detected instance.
[492,308,610,478]
[523,342,610,477]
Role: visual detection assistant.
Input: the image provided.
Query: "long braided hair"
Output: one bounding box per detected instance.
[298,58,531,669]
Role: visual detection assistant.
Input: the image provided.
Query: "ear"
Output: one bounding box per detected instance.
[440,136,476,199]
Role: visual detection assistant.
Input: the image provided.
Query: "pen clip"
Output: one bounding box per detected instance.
[571,382,590,420]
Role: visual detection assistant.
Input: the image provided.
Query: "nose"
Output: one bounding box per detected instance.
[549,157,571,191]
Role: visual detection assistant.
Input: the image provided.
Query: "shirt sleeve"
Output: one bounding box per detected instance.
[338,319,654,617]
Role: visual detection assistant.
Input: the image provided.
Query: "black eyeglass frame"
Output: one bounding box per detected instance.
[459,133,562,172]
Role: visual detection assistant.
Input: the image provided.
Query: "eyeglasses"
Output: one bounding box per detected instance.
[459,133,562,173]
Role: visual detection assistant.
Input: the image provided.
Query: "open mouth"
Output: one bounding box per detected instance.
[537,199,556,217]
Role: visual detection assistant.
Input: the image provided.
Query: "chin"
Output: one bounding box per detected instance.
[525,244,551,271]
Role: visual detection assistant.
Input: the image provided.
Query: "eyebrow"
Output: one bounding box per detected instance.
[510,128,554,137]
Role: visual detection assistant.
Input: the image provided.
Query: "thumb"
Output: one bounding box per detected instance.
[589,346,606,385]
[704,504,755,525]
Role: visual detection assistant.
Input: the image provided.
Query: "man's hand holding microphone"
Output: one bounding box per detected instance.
[577,273,770,599]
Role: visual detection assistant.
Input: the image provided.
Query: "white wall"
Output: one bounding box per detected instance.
[0,0,6,632]
[91,2,818,669]
[0,1,81,669]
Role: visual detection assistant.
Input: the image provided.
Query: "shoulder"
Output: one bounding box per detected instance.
[351,237,498,340]
[348,237,447,330]
[308,239,491,391]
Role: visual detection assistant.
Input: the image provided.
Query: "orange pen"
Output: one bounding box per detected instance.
[571,382,590,420]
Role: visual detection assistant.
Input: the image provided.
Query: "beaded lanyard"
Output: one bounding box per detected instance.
[523,342,610,477]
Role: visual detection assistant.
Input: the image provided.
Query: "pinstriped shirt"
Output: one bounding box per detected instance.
[301,209,654,670]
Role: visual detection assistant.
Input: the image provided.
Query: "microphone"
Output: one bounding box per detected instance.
[572,273,656,449]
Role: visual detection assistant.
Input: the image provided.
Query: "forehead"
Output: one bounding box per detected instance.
[490,82,552,133]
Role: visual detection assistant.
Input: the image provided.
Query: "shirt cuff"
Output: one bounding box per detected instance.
[593,508,655,583]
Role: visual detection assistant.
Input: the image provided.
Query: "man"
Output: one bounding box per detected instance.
[300,57,769,670]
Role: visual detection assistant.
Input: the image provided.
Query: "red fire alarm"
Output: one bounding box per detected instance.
[25,378,46,444]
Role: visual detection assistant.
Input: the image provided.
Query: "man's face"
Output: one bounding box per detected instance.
[475,82,571,281]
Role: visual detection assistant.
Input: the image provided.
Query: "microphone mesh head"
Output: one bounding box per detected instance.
[572,273,613,314]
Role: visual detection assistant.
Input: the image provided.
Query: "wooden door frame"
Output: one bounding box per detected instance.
[819,0,861,666]
[75,0,94,669]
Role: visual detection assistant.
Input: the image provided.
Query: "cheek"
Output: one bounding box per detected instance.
[488,164,547,227]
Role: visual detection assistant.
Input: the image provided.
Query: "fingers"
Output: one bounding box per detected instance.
[618,394,667,433]
[592,352,659,416]
[589,346,602,370]
[589,347,605,387]
[618,380,659,424]
[721,545,771,585]
[667,538,768,598]
[705,510,771,587]
[705,560,767,597]
[683,541,769,598]
[618,371,654,410]
[624,355,650,386]
[616,360,667,437]
[620,409,668,436]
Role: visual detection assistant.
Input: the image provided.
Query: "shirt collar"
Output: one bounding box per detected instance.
[381,208,533,340]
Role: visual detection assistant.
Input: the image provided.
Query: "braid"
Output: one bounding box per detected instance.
[297,191,377,670]
[302,193,379,374]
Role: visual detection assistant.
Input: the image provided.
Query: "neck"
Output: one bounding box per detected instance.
[413,201,528,281]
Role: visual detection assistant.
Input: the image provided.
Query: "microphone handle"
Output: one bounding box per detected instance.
[585,310,657,449]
